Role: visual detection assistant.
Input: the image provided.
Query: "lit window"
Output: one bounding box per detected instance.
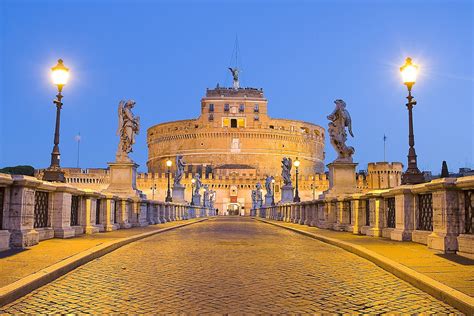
[254,104,259,112]
[224,104,230,112]
[223,118,230,127]
[239,104,245,112]
[238,118,245,127]
[209,104,214,112]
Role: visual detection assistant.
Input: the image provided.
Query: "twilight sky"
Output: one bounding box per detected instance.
[0,0,472,174]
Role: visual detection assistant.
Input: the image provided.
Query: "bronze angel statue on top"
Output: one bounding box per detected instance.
[117,100,140,161]
[327,99,354,162]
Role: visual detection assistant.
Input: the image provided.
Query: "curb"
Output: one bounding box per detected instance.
[256,218,474,315]
[0,218,208,308]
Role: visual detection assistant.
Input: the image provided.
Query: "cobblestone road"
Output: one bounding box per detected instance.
[0,217,462,314]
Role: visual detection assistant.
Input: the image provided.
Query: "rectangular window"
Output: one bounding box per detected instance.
[224,104,230,112]
[239,104,245,112]
[254,115,259,121]
[223,118,230,127]
[254,104,259,112]
[238,118,245,128]
[209,104,214,112]
[231,119,238,128]
[209,114,214,121]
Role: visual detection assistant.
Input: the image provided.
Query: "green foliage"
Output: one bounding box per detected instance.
[0,165,35,176]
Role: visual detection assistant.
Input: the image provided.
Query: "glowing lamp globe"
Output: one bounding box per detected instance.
[191,178,196,184]
[294,158,300,168]
[166,159,172,167]
[400,57,418,86]
[51,59,70,87]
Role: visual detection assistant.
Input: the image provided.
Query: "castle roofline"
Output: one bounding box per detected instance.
[205,87,265,99]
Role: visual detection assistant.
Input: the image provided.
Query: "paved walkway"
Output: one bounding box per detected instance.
[259,219,474,297]
[0,217,461,314]
[0,219,204,288]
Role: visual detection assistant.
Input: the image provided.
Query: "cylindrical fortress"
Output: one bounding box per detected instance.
[147,87,325,178]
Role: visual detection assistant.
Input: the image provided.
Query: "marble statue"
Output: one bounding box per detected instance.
[327,99,355,162]
[203,185,210,207]
[116,100,140,161]
[281,157,293,186]
[174,155,185,186]
[265,175,274,196]
[228,67,239,89]
[251,189,257,210]
[255,182,263,208]
[193,173,202,195]
[209,190,216,209]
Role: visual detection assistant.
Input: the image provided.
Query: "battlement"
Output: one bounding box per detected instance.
[205,87,265,99]
[368,162,404,172]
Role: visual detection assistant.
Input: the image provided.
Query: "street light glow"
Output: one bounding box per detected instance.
[294,158,300,168]
[166,159,172,167]
[51,59,70,86]
[400,57,418,86]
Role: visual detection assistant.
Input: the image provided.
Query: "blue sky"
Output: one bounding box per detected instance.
[0,0,472,174]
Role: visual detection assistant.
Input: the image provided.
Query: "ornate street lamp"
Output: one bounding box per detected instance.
[400,57,424,184]
[43,59,70,182]
[165,159,173,202]
[271,178,276,206]
[293,157,301,202]
[190,178,196,206]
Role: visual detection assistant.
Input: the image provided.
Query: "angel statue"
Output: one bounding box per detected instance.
[116,100,140,161]
[281,157,293,186]
[327,99,355,162]
[251,190,257,210]
[174,155,185,186]
[265,175,274,196]
[193,173,202,195]
[228,67,239,89]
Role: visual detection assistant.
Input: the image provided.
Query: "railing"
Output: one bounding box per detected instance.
[70,195,80,226]
[417,193,433,231]
[96,199,102,225]
[114,200,119,224]
[365,199,370,226]
[34,191,49,228]
[345,201,352,225]
[465,190,473,234]
[386,197,396,229]
[0,187,4,229]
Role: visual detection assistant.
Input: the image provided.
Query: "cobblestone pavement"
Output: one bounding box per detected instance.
[0,217,462,314]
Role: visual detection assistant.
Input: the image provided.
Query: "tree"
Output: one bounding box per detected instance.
[0,165,35,176]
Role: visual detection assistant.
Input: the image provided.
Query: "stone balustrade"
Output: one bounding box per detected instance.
[0,173,214,252]
[257,176,474,259]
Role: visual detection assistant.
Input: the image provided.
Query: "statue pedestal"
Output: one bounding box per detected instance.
[104,161,143,198]
[324,162,359,197]
[192,194,202,207]
[265,194,273,207]
[280,185,294,203]
[172,185,185,203]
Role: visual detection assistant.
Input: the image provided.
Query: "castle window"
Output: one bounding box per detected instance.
[209,104,214,112]
[208,114,214,121]
[224,104,230,112]
[269,125,274,129]
[238,118,245,128]
[254,115,259,121]
[231,119,238,128]
[254,104,259,112]
[223,118,230,127]
[239,104,245,112]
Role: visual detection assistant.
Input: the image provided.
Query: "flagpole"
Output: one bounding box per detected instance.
[383,134,387,162]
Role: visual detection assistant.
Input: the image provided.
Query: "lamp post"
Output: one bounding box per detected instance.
[400,57,424,184]
[165,159,173,202]
[271,178,276,206]
[293,157,301,202]
[43,59,70,182]
[191,178,196,206]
